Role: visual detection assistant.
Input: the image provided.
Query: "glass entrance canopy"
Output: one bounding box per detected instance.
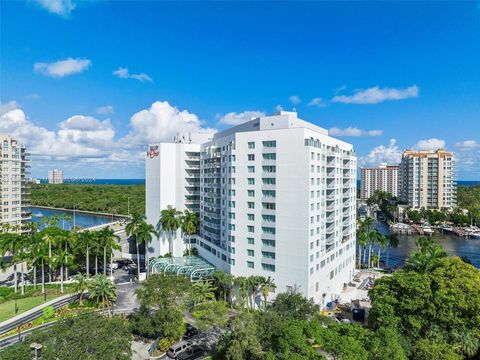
[149,256,216,281]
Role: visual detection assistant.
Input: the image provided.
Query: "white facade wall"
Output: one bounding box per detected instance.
[145,143,201,256]
[361,164,399,200]
[145,112,357,305]
[48,169,64,184]
[0,134,31,233]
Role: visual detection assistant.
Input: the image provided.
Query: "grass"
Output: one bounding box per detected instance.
[0,294,60,323]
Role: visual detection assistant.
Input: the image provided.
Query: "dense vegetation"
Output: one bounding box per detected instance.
[0,313,132,360]
[30,183,145,215]
[457,184,480,219]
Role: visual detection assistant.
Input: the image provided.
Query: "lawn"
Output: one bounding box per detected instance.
[0,295,60,323]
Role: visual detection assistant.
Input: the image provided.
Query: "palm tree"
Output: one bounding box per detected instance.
[99,227,121,278]
[181,210,198,252]
[191,281,216,305]
[260,276,275,309]
[212,269,235,303]
[357,231,368,268]
[126,213,146,276]
[234,276,249,308]
[376,234,389,268]
[53,247,69,293]
[159,206,182,255]
[42,233,55,283]
[73,273,89,306]
[367,229,379,269]
[248,276,265,309]
[0,232,22,293]
[88,274,117,315]
[135,221,157,277]
[361,216,375,233]
[78,231,94,276]
[386,233,399,269]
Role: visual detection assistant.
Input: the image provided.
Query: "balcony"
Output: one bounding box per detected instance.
[325,225,335,234]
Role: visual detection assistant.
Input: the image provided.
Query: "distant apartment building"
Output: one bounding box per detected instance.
[0,134,31,233]
[48,169,64,184]
[360,163,399,200]
[146,111,357,304]
[399,149,456,209]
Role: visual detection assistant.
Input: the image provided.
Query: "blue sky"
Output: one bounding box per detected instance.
[1,1,479,179]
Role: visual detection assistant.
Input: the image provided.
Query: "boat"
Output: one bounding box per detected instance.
[470,232,480,240]
[440,225,454,233]
[421,223,434,235]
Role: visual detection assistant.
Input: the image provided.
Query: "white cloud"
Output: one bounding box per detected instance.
[0,101,18,115]
[329,127,384,137]
[25,93,41,100]
[0,101,216,175]
[216,111,265,126]
[289,95,301,105]
[34,0,76,16]
[413,138,446,151]
[275,104,283,112]
[308,97,327,108]
[34,58,91,78]
[455,140,480,150]
[120,101,216,148]
[331,85,419,104]
[361,139,402,166]
[112,67,153,82]
[96,105,114,115]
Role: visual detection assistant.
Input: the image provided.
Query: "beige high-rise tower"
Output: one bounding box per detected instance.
[399,149,456,209]
[0,134,31,233]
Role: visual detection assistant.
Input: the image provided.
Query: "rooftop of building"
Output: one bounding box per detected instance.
[402,149,453,158]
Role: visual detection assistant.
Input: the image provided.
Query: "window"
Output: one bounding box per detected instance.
[261,214,275,222]
[262,226,275,235]
[263,153,276,160]
[262,178,276,185]
[247,261,254,268]
[263,140,276,148]
[262,239,275,247]
[248,142,255,149]
[247,225,255,233]
[262,263,275,272]
[247,213,255,221]
[262,251,275,259]
[248,154,255,161]
[247,237,255,245]
[247,178,255,185]
[228,212,235,219]
[247,202,255,209]
[247,189,255,197]
[248,166,255,173]
[262,190,276,198]
[262,202,276,210]
[247,249,255,256]
[262,165,276,173]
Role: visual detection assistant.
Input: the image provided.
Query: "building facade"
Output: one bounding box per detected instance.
[146,111,357,304]
[399,149,456,209]
[0,135,31,233]
[48,169,64,184]
[360,163,399,200]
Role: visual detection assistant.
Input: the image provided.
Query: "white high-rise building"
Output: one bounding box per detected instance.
[146,111,357,304]
[360,163,399,200]
[399,149,456,209]
[48,169,64,184]
[0,134,31,233]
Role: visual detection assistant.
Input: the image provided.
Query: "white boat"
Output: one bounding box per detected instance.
[422,223,434,235]
[441,225,454,232]
[469,232,480,239]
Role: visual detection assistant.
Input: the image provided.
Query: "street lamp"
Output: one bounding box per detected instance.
[30,342,43,360]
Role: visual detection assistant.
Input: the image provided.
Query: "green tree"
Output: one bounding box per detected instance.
[135,221,157,277]
[125,212,146,277]
[216,312,264,360]
[212,269,235,303]
[0,313,132,360]
[191,280,216,305]
[159,205,182,255]
[73,273,89,306]
[181,209,198,251]
[88,274,117,315]
[192,300,229,330]
[411,339,462,360]
[260,276,276,309]
[269,292,320,321]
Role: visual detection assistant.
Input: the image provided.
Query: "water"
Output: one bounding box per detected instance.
[29,206,120,230]
[38,179,145,185]
[369,221,480,268]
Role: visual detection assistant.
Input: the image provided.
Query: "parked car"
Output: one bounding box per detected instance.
[177,345,208,360]
[166,340,192,358]
[184,323,198,338]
